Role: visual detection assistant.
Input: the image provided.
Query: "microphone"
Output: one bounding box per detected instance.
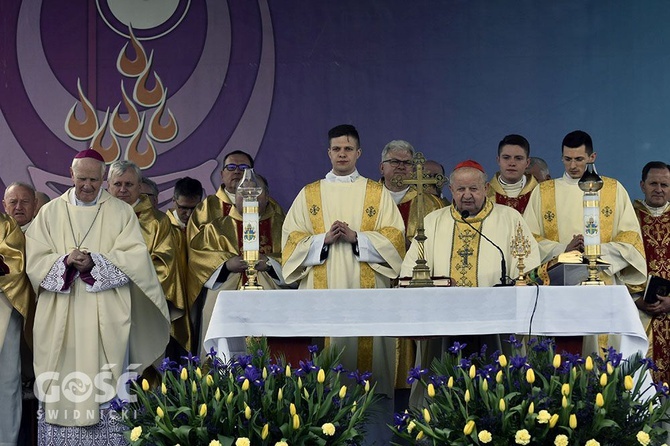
[459,209,514,287]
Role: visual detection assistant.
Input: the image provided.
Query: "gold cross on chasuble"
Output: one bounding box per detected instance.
[450,209,484,287]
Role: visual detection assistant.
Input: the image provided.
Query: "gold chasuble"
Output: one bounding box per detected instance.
[187,186,284,242]
[188,203,285,356]
[634,200,670,383]
[282,176,405,397]
[0,214,35,347]
[134,195,190,350]
[487,173,538,214]
[523,175,646,289]
[25,190,170,426]
[401,199,541,286]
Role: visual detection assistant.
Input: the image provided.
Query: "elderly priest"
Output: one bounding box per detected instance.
[25,149,170,445]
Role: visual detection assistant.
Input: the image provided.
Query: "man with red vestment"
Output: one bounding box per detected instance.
[487,134,538,214]
[633,161,670,383]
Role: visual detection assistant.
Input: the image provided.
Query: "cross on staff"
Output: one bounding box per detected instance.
[392,152,448,287]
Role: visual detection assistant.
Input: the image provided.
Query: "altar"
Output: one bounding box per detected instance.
[204,285,647,360]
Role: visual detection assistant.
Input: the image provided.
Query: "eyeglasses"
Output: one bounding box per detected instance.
[382,159,413,168]
[223,163,250,172]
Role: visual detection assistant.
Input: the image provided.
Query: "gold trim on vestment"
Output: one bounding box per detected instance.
[599,177,617,243]
[539,180,558,241]
[448,200,493,287]
[305,181,328,289]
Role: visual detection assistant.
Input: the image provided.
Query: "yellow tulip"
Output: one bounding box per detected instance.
[595,393,604,408]
[262,367,268,380]
[496,370,503,384]
[600,373,607,387]
[303,388,309,399]
[290,403,297,416]
[427,383,435,398]
[585,356,593,371]
[463,420,476,435]
[423,408,431,423]
[528,402,534,414]
[180,367,188,381]
[242,378,250,391]
[199,403,207,417]
[624,375,634,391]
[606,361,614,375]
[141,379,150,391]
[526,368,535,384]
[298,377,303,389]
[317,369,325,383]
[482,379,488,392]
[161,382,167,395]
[285,365,291,377]
[464,389,471,403]
[130,426,142,442]
[498,354,508,368]
[278,388,283,401]
[191,380,197,393]
[448,376,454,388]
[562,395,568,408]
[292,413,300,429]
[156,406,164,419]
[206,375,214,387]
[569,414,577,429]
[365,380,370,393]
[416,431,424,441]
[215,388,221,401]
[649,401,654,414]
[261,423,269,440]
[469,365,476,379]
[351,400,357,412]
[499,398,506,412]
[195,367,202,379]
[339,385,347,399]
[226,391,233,404]
[553,354,561,369]
[549,413,559,428]
[561,383,570,396]
[244,403,252,420]
[407,420,416,433]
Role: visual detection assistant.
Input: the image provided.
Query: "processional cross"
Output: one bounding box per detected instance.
[392,152,447,287]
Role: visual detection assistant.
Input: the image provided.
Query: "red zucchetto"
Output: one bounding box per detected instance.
[454,159,485,173]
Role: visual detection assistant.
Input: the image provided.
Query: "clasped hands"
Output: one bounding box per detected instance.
[637,294,670,316]
[565,234,584,253]
[324,220,357,246]
[225,254,272,274]
[67,248,94,273]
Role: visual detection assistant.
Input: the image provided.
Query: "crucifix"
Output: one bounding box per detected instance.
[392,152,448,287]
[457,245,473,266]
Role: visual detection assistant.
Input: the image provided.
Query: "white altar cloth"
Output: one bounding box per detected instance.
[204,285,647,360]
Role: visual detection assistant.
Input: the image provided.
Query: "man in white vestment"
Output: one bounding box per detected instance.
[523,130,646,287]
[0,214,34,446]
[25,149,171,446]
[400,160,541,405]
[282,124,405,445]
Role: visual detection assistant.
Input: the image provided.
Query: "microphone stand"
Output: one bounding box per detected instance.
[459,209,514,286]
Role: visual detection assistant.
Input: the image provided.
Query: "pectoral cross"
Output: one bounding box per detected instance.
[457,245,473,266]
[392,152,448,287]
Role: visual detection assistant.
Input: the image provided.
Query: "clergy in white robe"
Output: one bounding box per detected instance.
[282,125,405,399]
[522,131,646,289]
[25,150,170,444]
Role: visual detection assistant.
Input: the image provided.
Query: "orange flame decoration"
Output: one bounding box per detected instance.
[90,109,121,163]
[111,81,141,137]
[64,79,99,141]
[148,89,178,143]
[126,113,157,169]
[116,27,148,78]
[134,52,165,108]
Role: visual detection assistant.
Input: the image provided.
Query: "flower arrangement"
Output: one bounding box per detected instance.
[392,336,670,446]
[116,338,377,446]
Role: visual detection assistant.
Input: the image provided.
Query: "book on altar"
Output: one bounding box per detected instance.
[395,276,453,288]
[643,275,670,304]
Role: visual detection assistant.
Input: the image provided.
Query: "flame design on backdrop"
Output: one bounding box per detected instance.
[64,26,177,169]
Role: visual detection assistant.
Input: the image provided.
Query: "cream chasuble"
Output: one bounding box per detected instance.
[282,176,405,397]
[26,190,170,426]
[134,195,190,350]
[400,200,541,286]
[523,175,646,288]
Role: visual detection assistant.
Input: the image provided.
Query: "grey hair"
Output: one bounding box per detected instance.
[528,157,550,177]
[381,140,414,161]
[449,167,488,185]
[4,182,36,199]
[108,160,142,183]
[141,177,159,196]
[72,157,106,177]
